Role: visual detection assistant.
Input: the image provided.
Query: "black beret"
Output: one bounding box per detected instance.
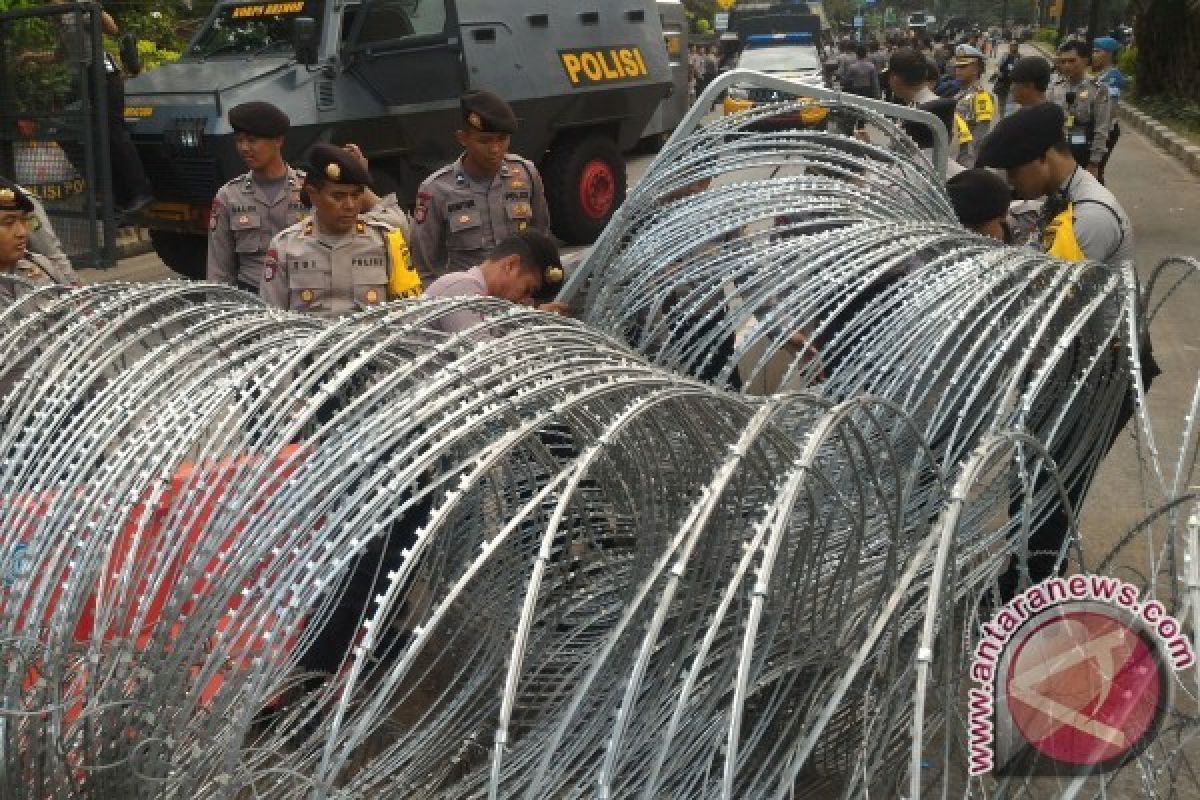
[946,168,1012,226]
[904,97,957,149]
[461,90,518,135]
[1009,56,1052,86]
[307,143,371,186]
[228,101,290,138]
[976,103,1066,169]
[0,177,33,213]
[523,230,565,302]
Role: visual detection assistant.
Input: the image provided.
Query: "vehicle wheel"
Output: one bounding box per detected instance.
[149,229,207,280]
[543,134,627,245]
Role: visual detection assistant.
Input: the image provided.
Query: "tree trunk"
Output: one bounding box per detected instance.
[1135,0,1200,101]
[1057,0,1073,39]
[1087,0,1104,36]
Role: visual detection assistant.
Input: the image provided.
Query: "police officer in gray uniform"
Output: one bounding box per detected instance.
[206,102,308,292]
[0,178,79,287]
[977,103,1131,264]
[410,90,551,285]
[260,145,421,318]
[1047,40,1113,177]
[12,182,73,277]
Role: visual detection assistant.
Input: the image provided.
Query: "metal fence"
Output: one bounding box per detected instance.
[0,1,117,269]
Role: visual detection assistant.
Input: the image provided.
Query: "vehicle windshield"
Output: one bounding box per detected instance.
[188,1,318,59]
[738,45,821,73]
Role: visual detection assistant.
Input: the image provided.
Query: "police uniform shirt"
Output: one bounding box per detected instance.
[207,165,308,290]
[259,215,421,318]
[7,250,79,287]
[1096,66,1124,109]
[423,265,491,333]
[1043,166,1133,265]
[954,80,996,167]
[410,153,551,285]
[21,187,73,278]
[1047,74,1113,165]
[362,192,413,239]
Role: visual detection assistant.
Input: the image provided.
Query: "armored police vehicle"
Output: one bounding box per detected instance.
[123,0,676,278]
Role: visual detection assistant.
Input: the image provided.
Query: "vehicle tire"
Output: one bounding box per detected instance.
[542,134,627,245]
[149,229,207,280]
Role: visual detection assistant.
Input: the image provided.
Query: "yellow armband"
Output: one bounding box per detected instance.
[974,91,994,123]
[1043,206,1086,262]
[955,113,973,144]
[386,229,423,299]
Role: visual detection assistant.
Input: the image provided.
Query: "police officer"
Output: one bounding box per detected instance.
[410,90,550,285]
[423,231,567,334]
[1091,36,1125,183]
[977,103,1131,264]
[945,168,1013,242]
[978,102,1152,595]
[3,178,73,276]
[1048,40,1113,178]
[951,44,996,167]
[260,144,421,317]
[1009,56,1052,110]
[207,102,308,292]
[0,178,79,287]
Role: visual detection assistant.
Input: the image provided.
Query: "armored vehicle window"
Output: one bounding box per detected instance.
[355,0,446,45]
[189,1,320,59]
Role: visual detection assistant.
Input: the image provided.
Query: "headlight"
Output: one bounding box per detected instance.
[727,87,750,101]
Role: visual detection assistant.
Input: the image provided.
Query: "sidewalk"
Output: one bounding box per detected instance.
[1025,41,1200,178]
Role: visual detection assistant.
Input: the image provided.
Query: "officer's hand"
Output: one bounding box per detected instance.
[537,302,573,316]
[1086,164,1100,178]
[343,143,369,173]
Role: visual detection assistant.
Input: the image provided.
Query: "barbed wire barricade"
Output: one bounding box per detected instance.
[0,90,1197,798]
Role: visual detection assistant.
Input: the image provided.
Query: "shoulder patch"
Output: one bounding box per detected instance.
[414,191,431,225]
[263,248,279,282]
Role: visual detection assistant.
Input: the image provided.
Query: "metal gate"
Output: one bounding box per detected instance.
[0,1,117,269]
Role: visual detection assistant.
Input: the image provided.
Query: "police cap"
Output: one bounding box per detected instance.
[461,90,519,135]
[489,230,564,301]
[976,103,1067,169]
[307,143,371,186]
[0,177,33,214]
[228,101,290,138]
[946,168,1012,227]
[953,43,985,67]
[1092,36,1121,53]
[1010,56,1052,87]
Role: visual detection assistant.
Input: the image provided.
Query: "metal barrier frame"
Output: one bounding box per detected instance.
[0,1,118,269]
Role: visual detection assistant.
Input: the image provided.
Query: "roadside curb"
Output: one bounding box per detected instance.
[1027,40,1200,179]
[1116,106,1200,179]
